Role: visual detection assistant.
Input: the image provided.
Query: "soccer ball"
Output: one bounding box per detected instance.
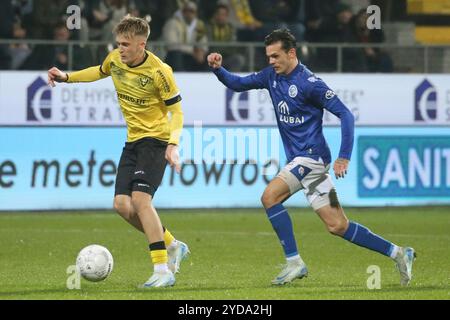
[76,244,114,282]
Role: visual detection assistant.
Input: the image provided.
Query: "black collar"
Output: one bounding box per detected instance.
[127,51,148,68]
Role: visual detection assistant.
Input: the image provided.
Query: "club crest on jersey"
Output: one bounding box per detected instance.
[139,76,150,87]
[298,166,305,176]
[288,85,298,97]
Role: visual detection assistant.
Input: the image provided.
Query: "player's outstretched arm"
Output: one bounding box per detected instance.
[207,53,223,69]
[47,67,68,87]
[207,52,266,92]
[48,65,108,87]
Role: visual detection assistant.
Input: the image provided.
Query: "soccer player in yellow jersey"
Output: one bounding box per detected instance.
[47,16,189,288]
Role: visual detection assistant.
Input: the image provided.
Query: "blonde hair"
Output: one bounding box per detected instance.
[113,15,150,39]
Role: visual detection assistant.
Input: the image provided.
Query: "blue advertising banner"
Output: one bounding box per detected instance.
[358,136,450,197]
[0,127,449,210]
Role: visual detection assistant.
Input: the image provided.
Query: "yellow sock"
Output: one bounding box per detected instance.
[164,228,176,248]
[149,249,168,265]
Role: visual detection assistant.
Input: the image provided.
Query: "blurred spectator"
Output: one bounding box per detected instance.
[85,0,127,64]
[9,20,33,69]
[220,0,264,41]
[278,0,306,42]
[30,0,70,39]
[207,3,245,71]
[20,21,91,70]
[86,0,127,42]
[335,3,368,72]
[21,22,71,70]
[341,0,370,14]
[0,1,15,69]
[198,0,221,22]
[12,0,34,16]
[306,2,367,72]
[335,3,355,41]
[12,0,34,33]
[128,0,169,40]
[162,1,208,71]
[353,9,393,72]
[305,0,342,43]
[128,0,203,41]
[249,0,305,41]
[248,0,283,35]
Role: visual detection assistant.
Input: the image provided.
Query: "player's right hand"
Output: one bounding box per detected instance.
[165,144,181,174]
[333,158,349,179]
[47,67,68,87]
[207,53,222,69]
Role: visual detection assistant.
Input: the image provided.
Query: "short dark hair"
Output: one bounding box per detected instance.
[264,28,297,52]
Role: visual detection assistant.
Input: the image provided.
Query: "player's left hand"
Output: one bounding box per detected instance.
[333,158,349,179]
[47,66,67,87]
[165,144,181,174]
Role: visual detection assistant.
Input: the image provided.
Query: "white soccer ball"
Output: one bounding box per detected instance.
[76,244,114,282]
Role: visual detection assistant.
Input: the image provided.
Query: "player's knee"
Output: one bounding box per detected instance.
[261,189,277,208]
[130,197,142,213]
[327,219,349,236]
[131,195,151,214]
[113,199,130,219]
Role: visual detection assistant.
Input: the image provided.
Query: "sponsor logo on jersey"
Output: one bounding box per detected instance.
[117,92,148,105]
[277,101,304,125]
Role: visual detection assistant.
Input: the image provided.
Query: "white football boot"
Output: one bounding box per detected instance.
[394,247,416,286]
[168,241,190,274]
[271,259,308,285]
[142,270,175,288]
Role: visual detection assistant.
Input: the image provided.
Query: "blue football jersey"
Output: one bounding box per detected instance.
[213,63,354,164]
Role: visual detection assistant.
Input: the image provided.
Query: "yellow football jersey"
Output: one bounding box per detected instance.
[100,49,182,143]
[67,49,183,144]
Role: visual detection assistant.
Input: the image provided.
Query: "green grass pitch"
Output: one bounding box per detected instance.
[0,207,448,300]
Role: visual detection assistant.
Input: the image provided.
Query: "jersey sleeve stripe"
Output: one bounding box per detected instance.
[164,95,182,106]
[99,65,107,75]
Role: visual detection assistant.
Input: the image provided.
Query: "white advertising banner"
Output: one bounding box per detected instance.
[1,71,449,126]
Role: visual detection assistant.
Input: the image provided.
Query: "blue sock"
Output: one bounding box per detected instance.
[342,221,395,257]
[266,203,298,258]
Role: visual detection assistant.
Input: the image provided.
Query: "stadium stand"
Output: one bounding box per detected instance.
[0,0,449,72]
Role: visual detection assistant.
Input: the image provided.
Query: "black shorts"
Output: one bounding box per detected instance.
[115,137,168,197]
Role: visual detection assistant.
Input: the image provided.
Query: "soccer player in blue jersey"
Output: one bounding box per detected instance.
[207,29,416,286]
